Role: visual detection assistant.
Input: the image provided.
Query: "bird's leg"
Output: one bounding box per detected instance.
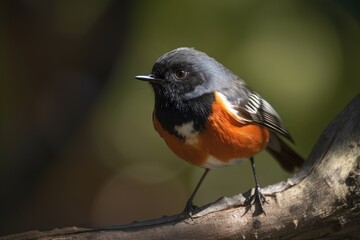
[245,157,268,214]
[182,168,210,217]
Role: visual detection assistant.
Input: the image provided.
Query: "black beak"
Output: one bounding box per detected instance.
[134,74,163,83]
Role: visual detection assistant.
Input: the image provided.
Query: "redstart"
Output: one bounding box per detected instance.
[135,47,304,215]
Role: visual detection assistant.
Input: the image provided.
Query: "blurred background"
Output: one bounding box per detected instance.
[0,0,359,235]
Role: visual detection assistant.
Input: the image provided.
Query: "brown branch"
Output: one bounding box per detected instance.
[2,94,360,240]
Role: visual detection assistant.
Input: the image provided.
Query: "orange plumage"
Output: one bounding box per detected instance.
[153,92,269,168]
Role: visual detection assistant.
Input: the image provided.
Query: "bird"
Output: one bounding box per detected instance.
[135,47,304,216]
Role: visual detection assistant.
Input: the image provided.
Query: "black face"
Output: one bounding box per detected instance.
[151,61,204,97]
[135,48,222,134]
[150,48,212,102]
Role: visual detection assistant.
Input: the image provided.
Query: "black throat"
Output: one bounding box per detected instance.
[154,91,215,138]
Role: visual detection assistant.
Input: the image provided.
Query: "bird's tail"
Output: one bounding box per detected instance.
[266,132,305,172]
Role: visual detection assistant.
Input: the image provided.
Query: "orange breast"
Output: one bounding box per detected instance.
[153,92,270,168]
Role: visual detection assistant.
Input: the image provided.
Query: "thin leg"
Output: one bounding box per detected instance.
[246,157,267,214]
[182,168,210,216]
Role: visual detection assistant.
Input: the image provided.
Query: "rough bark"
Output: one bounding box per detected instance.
[2,94,360,240]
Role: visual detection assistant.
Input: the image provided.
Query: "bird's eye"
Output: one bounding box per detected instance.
[174,69,188,79]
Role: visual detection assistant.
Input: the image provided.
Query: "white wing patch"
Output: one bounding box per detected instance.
[174,121,199,145]
[245,92,261,114]
[216,92,239,116]
[217,92,248,123]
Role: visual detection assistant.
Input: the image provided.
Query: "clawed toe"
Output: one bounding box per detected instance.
[245,186,268,215]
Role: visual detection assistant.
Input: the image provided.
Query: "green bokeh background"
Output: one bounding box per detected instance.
[1,0,359,235]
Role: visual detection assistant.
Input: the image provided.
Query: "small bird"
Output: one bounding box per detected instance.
[135,47,304,215]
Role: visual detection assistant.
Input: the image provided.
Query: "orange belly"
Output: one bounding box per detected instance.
[153,93,270,168]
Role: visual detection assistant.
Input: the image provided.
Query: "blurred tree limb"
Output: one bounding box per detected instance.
[3,94,360,240]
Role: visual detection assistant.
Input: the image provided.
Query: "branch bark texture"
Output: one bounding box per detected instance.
[2,94,360,240]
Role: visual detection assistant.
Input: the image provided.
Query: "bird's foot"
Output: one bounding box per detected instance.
[245,185,268,215]
[178,199,199,220]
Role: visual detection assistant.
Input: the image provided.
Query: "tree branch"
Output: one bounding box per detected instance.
[3,94,360,240]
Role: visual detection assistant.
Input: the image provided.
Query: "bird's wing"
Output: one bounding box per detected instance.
[219,84,293,142]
